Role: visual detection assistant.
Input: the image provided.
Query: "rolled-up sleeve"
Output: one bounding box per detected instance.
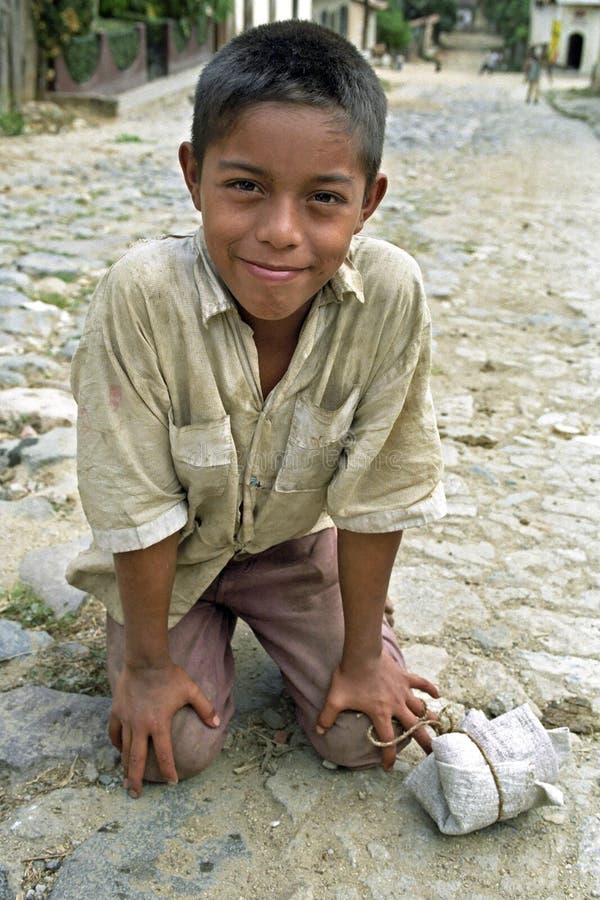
[71,266,187,552]
[327,278,445,532]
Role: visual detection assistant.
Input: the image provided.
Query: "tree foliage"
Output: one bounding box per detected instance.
[482,0,530,47]
[99,0,232,23]
[376,9,412,51]
[31,0,95,58]
[402,0,457,35]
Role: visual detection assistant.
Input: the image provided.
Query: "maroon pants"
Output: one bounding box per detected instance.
[107,528,405,781]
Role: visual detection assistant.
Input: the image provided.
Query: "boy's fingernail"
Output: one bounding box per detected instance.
[128,788,139,799]
[167,778,178,786]
[211,715,221,727]
[316,725,325,735]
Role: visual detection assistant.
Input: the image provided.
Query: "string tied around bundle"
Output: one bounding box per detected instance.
[366,707,505,822]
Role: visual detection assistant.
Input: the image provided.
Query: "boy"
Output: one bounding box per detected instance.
[67,20,446,799]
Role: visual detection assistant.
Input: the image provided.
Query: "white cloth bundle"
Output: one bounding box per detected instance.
[405,704,571,835]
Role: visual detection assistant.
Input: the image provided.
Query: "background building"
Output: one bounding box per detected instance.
[530,0,600,73]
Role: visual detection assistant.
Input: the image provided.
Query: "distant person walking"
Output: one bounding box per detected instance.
[479,49,501,74]
[524,48,542,104]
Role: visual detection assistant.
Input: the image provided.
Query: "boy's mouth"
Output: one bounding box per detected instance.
[240,258,308,283]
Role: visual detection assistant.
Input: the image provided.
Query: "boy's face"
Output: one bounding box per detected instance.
[179,102,387,323]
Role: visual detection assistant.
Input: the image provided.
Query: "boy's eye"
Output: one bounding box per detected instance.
[229,180,260,193]
[312,191,343,204]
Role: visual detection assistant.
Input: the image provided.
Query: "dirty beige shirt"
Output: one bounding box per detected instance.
[67,228,446,626]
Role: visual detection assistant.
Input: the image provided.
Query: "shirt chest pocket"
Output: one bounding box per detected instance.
[274,387,360,493]
[169,415,234,499]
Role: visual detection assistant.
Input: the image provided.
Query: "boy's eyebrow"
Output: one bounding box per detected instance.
[217,159,355,185]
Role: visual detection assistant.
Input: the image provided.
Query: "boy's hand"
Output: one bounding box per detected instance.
[109,661,220,798]
[316,652,439,770]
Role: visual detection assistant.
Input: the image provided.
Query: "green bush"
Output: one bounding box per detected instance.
[63,32,101,83]
[196,7,208,44]
[402,0,457,35]
[107,25,141,69]
[99,0,147,15]
[482,0,528,68]
[173,16,191,51]
[32,0,95,57]
[0,110,25,136]
[376,9,412,52]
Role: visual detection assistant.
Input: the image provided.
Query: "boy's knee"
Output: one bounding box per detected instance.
[301,711,382,769]
[143,705,229,783]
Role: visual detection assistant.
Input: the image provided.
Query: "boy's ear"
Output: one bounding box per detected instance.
[179,141,202,211]
[354,173,388,234]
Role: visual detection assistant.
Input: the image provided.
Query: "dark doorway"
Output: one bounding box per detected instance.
[567,32,584,68]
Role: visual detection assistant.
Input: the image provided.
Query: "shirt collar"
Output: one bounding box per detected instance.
[193,226,365,326]
[328,248,365,305]
[193,227,237,326]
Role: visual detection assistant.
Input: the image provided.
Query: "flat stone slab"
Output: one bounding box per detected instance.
[0,304,62,339]
[0,618,52,661]
[0,269,30,289]
[20,426,77,470]
[0,369,26,388]
[0,387,76,431]
[19,537,90,617]
[0,287,29,308]
[0,354,62,375]
[15,252,82,279]
[0,496,55,522]
[0,686,112,771]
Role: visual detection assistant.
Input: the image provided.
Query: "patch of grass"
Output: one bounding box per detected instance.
[2,583,57,629]
[563,87,599,99]
[35,290,75,310]
[545,88,599,124]
[0,110,24,137]
[114,133,142,143]
[28,643,109,695]
[1,587,109,695]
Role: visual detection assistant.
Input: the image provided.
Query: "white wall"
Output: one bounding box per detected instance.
[530,0,600,72]
[560,6,600,71]
[297,0,313,17]
[529,2,556,46]
[233,0,316,32]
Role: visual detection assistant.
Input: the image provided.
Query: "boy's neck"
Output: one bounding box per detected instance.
[236,296,314,346]
[236,296,314,398]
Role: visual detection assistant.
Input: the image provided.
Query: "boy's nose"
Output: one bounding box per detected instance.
[255,196,302,248]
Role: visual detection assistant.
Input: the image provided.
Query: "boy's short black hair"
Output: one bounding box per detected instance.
[191,20,387,189]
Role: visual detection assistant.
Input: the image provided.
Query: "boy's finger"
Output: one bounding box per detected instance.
[370,717,397,771]
[121,723,131,777]
[406,673,440,699]
[108,713,123,751]
[125,735,148,798]
[411,723,433,755]
[152,731,179,785]
[315,699,340,734]
[188,685,221,728]
[407,693,437,721]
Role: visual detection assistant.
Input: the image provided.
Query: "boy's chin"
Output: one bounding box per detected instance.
[234,296,316,325]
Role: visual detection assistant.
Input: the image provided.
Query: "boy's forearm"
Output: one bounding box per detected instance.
[336,529,402,669]
[113,531,180,668]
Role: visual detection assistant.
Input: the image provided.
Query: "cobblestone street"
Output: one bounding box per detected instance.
[0,37,599,899]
